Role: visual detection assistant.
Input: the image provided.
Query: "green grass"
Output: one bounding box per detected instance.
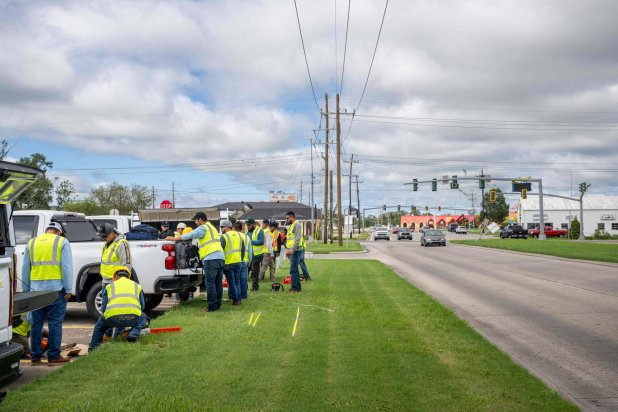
[305,239,363,254]
[452,238,618,263]
[3,260,575,411]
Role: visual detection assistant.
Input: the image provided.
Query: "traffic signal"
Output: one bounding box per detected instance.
[431,178,437,191]
[579,182,588,194]
[479,179,485,189]
[412,178,418,192]
[383,205,386,211]
[438,206,441,212]
[425,206,428,211]
[521,189,528,200]
[450,175,459,189]
[411,205,416,213]
[489,189,497,203]
[397,205,401,212]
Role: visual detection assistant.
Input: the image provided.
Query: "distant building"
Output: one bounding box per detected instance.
[268,191,298,203]
[400,214,476,231]
[519,195,618,236]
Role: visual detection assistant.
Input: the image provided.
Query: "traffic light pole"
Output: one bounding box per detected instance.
[404,176,546,240]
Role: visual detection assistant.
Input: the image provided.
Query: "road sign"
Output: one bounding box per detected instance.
[487,222,500,233]
[160,200,173,209]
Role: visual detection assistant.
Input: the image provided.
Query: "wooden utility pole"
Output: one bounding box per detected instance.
[323,94,329,244]
[172,181,175,207]
[354,175,362,234]
[309,138,315,240]
[347,154,358,238]
[151,186,155,208]
[329,170,334,242]
[300,180,303,203]
[336,94,343,246]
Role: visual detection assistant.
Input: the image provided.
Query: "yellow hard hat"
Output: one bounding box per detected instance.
[114,266,131,278]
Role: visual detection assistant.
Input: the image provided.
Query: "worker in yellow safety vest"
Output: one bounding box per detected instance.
[285,211,305,293]
[258,219,275,282]
[267,221,282,281]
[166,211,225,312]
[174,222,187,237]
[88,266,147,351]
[220,220,245,305]
[245,218,264,292]
[234,221,251,299]
[22,222,74,365]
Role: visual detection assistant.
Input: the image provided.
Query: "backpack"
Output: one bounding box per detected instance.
[175,241,202,271]
[125,224,158,240]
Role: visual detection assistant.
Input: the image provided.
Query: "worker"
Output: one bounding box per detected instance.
[88,266,147,351]
[258,219,274,282]
[245,218,264,292]
[285,211,304,293]
[166,212,224,312]
[22,222,74,365]
[158,221,174,239]
[98,223,132,339]
[220,220,244,305]
[182,224,193,235]
[234,221,251,299]
[174,222,187,237]
[12,313,31,359]
[267,221,281,281]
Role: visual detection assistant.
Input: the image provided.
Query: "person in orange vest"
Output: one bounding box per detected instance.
[88,266,147,351]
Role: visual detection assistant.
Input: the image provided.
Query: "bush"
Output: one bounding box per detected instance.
[592,229,618,240]
[569,217,580,239]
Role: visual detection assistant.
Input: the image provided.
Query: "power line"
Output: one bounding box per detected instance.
[293,0,321,112]
[339,0,351,95]
[352,113,618,126]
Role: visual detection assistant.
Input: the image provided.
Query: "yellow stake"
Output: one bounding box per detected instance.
[248,312,254,325]
[252,312,261,327]
[292,307,300,337]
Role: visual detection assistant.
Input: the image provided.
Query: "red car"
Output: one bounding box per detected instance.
[528,226,568,238]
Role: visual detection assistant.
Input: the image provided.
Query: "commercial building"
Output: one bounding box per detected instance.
[400,214,476,231]
[519,195,618,236]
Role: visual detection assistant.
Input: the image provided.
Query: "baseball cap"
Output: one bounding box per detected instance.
[246,218,256,224]
[269,221,278,228]
[177,222,187,229]
[161,221,170,227]
[98,223,119,237]
[46,222,63,233]
[192,212,207,221]
[220,220,233,228]
[262,219,270,224]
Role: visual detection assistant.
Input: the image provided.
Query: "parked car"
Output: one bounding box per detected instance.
[455,226,468,234]
[500,225,528,239]
[528,226,568,238]
[391,227,399,234]
[420,229,446,246]
[373,226,390,241]
[448,223,458,232]
[397,228,412,240]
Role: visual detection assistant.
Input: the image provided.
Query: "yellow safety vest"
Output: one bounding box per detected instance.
[285,221,304,249]
[174,231,182,237]
[251,226,264,257]
[197,222,223,260]
[13,320,30,337]
[100,238,130,279]
[262,228,272,254]
[241,234,250,263]
[104,277,142,319]
[272,229,280,251]
[222,231,242,265]
[28,233,64,281]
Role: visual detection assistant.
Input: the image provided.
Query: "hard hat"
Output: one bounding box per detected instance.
[98,223,119,237]
[114,266,131,278]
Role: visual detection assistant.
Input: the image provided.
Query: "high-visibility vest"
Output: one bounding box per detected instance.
[242,234,250,263]
[101,238,130,279]
[262,228,272,254]
[28,233,64,281]
[104,277,142,319]
[285,221,304,249]
[197,222,223,259]
[222,231,242,265]
[272,229,280,251]
[13,320,30,337]
[174,231,182,237]
[250,226,264,257]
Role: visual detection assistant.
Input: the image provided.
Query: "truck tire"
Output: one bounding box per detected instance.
[144,294,164,312]
[86,281,103,320]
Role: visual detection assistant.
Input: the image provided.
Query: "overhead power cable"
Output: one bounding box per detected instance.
[339,0,351,95]
[293,0,321,112]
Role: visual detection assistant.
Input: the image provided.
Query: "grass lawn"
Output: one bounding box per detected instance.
[3,260,574,411]
[305,239,363,254]
[451,238,618,263]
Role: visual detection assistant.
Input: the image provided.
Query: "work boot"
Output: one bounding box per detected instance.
[47,356,71,366]
[127,336,137,343]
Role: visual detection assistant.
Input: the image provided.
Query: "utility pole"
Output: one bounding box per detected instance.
[323,94,329,244]
[172,181,175,207]
[329,170,334,242]
[355,175,362,234]
[300,180,303,203]
[309,137,315,240]
[346,155,359,238]
[336,93,343,246]
[151,186,155,208]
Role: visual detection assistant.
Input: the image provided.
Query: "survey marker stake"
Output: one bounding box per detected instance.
[252,312,261,328]
[248,312,254,325]
[292,307,300,337]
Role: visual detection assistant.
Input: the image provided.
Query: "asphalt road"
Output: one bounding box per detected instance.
[361,232,618,411]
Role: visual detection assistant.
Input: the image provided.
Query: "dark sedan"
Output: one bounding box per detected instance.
[397,228,412,240]
[420,229,446,246]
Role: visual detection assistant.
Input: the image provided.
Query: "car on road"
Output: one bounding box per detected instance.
[373,226,390,241]
[448,223,458,232]
[420,229,446,246]
[397,228,412,240]
[500,224,528,239]
[528,226,568,238]
[455,226,468,234]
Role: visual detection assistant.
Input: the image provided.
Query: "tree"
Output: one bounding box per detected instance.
[569,216,580,239]
[55,179,76,209]
[63,198,107,215]
[479,188,509,224]
[0,139,14,161]
[14,153,54,210]
[90,182,153,214]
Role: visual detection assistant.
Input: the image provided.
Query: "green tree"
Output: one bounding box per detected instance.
[0,139,14,161]
[15,153,54,210]
[55,179,76,209]
[569,216,580,239]
[90,182,153,214]
[63,198,107,215]
[479,188,509,224]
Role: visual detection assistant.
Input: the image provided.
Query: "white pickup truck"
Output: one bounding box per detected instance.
[87,214,141,234]
[14,210,203,319]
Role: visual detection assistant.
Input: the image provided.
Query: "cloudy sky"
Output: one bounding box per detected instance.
[1,0,617,214]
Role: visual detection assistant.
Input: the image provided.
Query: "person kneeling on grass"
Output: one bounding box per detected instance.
[88,266,147,351]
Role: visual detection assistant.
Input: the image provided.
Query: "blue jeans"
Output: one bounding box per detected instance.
[88,313,148,351]
[299,249,311,279]
[289,250,302,291]
[30,290,67,360]
[240,262,248,299]
[224,263,241,302]
[204,259,224,311]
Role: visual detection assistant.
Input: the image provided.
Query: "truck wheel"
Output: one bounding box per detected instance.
[86,281,103,320]
[144,294,164,312]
